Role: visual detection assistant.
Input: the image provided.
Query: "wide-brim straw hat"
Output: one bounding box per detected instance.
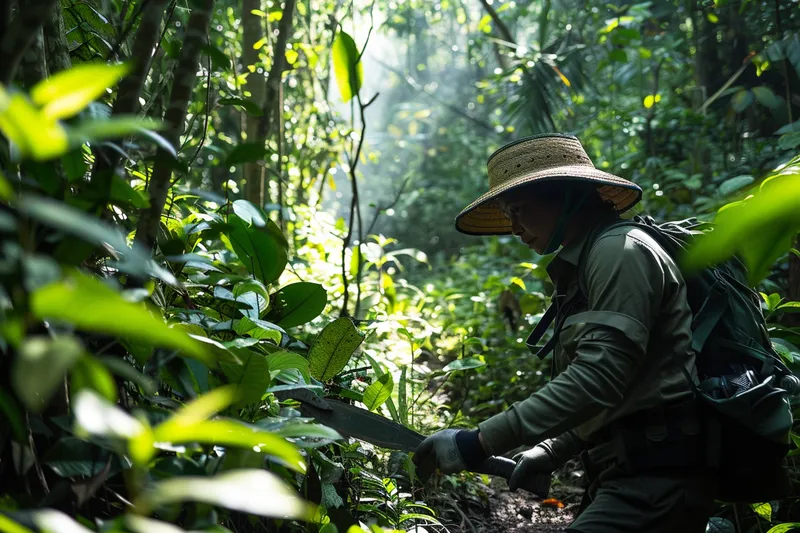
[455,134,643,235]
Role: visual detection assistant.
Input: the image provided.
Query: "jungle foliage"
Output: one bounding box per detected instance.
[0,0,800,532]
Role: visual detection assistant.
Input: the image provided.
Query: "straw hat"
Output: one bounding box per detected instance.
[455,134,643,235]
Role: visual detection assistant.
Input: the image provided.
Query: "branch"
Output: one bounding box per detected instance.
[0,0,58,85]
[90,0,170,212]
[134,0,215,252]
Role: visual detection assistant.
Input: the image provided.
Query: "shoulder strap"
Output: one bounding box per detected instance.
[525,304,558,359]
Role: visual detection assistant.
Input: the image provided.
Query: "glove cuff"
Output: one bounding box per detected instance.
[455,430,489,469]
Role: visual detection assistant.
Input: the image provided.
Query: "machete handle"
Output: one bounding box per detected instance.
[471,456,551,498]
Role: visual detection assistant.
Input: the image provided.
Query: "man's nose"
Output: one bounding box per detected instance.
[510,217,524,237]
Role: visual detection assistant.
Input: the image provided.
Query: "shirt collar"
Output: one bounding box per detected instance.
[545,216,620,283]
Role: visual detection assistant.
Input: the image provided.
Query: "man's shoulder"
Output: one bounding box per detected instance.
[588,222,668,263]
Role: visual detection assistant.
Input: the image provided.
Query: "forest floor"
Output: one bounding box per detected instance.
[452,473,584,533]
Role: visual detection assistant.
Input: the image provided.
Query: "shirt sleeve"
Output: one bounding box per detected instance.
[478,230,666,456]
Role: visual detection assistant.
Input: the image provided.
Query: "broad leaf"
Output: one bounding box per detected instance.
[752,86,780,109]
[31,271,212,366]
[0,89,69,160]
[224,215,288,285]
[363,373,393,411]
[43,437,128,478]
[718,175,754,197]
[13,336,83,412]
[266,351,311,382]
[70,116,174,157]
[70,356,118,403]
[766,523,800,533]
[31,509,94,533]
[731,89,754,112]
[308,317,364,381]
[220,351,272,408]
[332,30,363,102]
[73,390,146,440]
[233,199,267,226]
[268,282,328,328]
[219,97,263,117]
[30,62,131,120]
[137,470,314,519]
[151,419,304,472]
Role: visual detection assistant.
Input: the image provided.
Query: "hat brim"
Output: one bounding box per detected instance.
[455,166,642,236]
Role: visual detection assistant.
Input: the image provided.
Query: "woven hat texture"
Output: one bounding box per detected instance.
[455,134,642,235]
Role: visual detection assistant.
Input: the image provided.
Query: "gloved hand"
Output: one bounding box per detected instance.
[413,429,488,476]
[509,444,557,493]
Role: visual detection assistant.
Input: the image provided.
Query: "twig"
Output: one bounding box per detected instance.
[26,411,50,494]
[698,52,755,114]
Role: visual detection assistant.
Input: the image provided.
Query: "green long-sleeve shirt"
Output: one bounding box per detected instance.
[479,221,697,456]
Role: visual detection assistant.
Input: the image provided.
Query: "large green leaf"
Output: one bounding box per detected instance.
[766,524,800,533]
[31,271,213,367]
[308,317,364,381]
[224,215,288,285]
[12,336,83,412]
[685,163,800,284]
[70,116,174,157]
[332,30,363,102]
[137,470,314,519]
[363,373,393,411]
[152,419,304,472]
[268,282,328,328]
[43,437,127,478]
[443,357,485,372]
[718,175,754,197]
[30,62,131,120]
[220,351,272,408]
[752,86,781,109]
[266,351,311,382]
[0,89,69,160]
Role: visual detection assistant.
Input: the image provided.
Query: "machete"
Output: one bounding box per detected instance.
[274,388,550,498]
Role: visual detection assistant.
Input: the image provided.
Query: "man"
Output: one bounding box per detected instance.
[413,134,716,532]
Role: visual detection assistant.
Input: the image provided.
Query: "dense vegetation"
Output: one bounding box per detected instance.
[0,0,799,532]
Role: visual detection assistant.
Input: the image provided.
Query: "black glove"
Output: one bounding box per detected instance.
[413,429,488,475]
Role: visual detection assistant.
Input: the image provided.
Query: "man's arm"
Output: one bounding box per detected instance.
[478,231,666,456]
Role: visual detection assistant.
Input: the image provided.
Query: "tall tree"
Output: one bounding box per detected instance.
[242,0,268,206]
[135,0,216,251]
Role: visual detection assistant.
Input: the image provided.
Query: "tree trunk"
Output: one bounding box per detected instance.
[20,28,47,88]
[0,0,58,85]
[242,0,267,206]
[42,5,71,74]
[134,0,215,252]
[91,0,169,208]
[257,0,296,142]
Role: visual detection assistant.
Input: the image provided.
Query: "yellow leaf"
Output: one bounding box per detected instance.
[253,37,268,50]
[31,62,131,120]
[408,121,418,136]
[250,9,267,16]
[643,94,661,108]
[285,49,298,65]
[332,30,363,102]
[553,66,571,87]
[0,90,69,161]
[268,10,283,22]
[387,124,403,137]
[413,109,432,119]
[707,13,719,23]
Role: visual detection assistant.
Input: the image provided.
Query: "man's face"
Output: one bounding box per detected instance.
[496,190,563,254]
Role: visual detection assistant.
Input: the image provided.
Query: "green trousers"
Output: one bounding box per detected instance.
[566,464,716,533]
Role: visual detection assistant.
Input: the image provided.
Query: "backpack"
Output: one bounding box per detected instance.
[526,215,797,503]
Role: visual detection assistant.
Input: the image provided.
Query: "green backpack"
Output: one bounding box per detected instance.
[528,215,798,503]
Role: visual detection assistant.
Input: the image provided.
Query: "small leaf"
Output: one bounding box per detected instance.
[332,30,364,102]
[137,470,314,519]
[31,271,212,366]
[443,357,485,372]
[268,282,328,329]
[218,97,263,117]
[363,373,393,411]
[31,62,132,120]
[308,317,364,381]
[752,502,772,521]
[13,336,83,412]
[643,94,661,108]
[753,86,780,109]
[718,175,754,196]
[732,89,754,112]
[70,356,118,403]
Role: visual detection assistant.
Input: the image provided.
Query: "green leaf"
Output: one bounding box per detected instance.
[753,86,781,109]
[718,175,754,197]
[110,175,150,208]
[766,524,800,533]
[777,301,800,312]
[73,389,146,440]
[233,199,267,226]
[30,509,94,533]
[225,142,268,166]
[0,89,69,160]
[30,62,132,120]
[443,357,485,372]
[70,116,174,157]
[609,49,628,62]
[31,271,213,367]
[43,437,127,478]
[220,351,272,408]
[70,356,118,403]
[218,97,263,117]
[0,514,34,533]
[398,366,408,425]
[62,149,88,182]
[332,30,363,102]
[752,502,772,521]
[363,373,393,411]
[202,43,231,70]
[732,89,754,112]
[137,470,314,519]
[266,351,311,382]
[225,215,288,285]
[13,336,83,412]
[309,318,364,381]
[268,282,328,329]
